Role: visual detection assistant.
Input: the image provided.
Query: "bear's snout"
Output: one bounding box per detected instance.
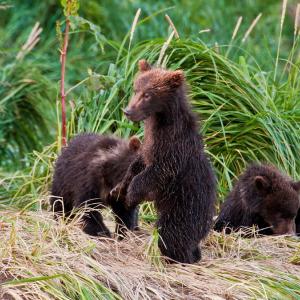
[272,219,296,236]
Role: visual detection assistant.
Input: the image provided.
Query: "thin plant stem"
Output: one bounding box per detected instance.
[165,14,179,38]
[242,13,262,43]
[60,18,70,146]
[274,0,287,81]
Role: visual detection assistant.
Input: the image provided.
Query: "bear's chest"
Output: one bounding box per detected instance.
[143,134,154,166]
[143,118,170,166]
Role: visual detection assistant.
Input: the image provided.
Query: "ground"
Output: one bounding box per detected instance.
[0,207,300,300]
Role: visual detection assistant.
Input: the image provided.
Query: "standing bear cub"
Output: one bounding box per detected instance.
[214,164,300,235]
[50,133,141,237]
[113,60,216,263]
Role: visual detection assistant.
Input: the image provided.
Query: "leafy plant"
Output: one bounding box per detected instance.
[58,0,80,147]
[0,51,56,170]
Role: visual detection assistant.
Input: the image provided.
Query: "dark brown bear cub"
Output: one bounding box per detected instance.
[113,60,216,264]
[50,133,141,237]
[214,164,300,235]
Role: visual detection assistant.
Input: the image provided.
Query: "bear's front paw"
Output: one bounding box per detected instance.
[110,182,126,198]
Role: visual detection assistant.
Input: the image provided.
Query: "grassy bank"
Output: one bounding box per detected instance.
[1,207,300,299]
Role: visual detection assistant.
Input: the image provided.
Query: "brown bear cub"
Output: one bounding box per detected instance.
[214,164,300,235]
[113,60,216,263]
[50,133,141,237]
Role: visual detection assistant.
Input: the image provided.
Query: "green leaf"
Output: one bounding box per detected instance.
[60,0,80,16]
[86,73,116,91]
[69,15,106,52]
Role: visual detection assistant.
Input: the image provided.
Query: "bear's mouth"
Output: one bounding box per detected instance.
[127,112,149,122]
[270,220,296,236]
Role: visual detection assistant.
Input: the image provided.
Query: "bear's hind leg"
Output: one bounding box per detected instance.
[158,235,197,264]
[192,246,201,262]
[157,220,200,264]
[82,211,111,237]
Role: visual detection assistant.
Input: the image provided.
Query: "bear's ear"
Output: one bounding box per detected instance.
[138,60,151,72]
[291,181,300,192]
[129,136,141,152]
[254,176,270,191]
[165,70,185,87]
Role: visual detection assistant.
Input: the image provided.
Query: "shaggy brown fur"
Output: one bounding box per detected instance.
[296,210,300,236]
[112,60,216,264]
[214,164,300,235]
[50,133,141,237]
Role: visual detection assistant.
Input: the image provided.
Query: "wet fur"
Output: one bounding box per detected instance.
[50,133,140,237]
[117,61,216,263]
[214,164,300,236]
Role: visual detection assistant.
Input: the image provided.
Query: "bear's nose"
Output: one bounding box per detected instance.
[123,108,132,117]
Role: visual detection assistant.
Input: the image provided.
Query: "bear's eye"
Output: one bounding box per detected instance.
[144,92,150,99]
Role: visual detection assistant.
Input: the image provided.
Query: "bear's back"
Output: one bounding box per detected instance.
[51,134,124,209]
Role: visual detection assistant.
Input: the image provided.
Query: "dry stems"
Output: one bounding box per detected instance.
[1,208,299,300]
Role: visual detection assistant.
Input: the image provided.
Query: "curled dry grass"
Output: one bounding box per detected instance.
[1,206,300,300]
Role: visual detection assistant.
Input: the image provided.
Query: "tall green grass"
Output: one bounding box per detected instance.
[68,35,300,199]
[0,0,298,170]
[3,40,300,210]
[2,0,300,208]
[0,50,56,169]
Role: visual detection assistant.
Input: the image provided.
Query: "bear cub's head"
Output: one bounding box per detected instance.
[249,166,300,235]
[124,60,185,122]
[128,136,141,152]
[118,136,141,165]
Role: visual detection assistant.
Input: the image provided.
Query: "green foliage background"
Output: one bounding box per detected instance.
[1,0,300,208]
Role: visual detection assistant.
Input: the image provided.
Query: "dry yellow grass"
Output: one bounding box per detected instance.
[0,207,300,300]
